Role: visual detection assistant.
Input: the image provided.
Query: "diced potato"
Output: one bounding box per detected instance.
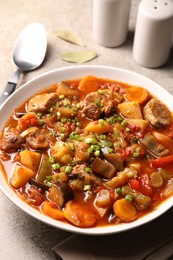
[19,149,41,172]
[55,107,76,118]
[50,141,73,164]
[56,81,79,97]
[52,172,68,183]
[56,81,70,96]
[10,164,36,189]
[85,120,113,134]
[118,101,142,119]
[126,119,149,132]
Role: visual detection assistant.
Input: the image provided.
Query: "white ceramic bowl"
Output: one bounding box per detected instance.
[0,65,173,235]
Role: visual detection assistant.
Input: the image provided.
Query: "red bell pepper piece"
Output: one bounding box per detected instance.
[138,173,153,197]
[151,155,173,168]
[130,178,140,191]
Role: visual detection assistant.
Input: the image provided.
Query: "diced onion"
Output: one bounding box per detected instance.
[162,178,173,197]
[20,127,38,137]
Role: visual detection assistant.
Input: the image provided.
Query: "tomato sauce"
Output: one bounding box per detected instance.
[0,76,173,228]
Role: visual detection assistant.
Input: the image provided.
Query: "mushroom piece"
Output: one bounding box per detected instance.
[140,134,169,157]
[104,153,124,171]
[48,182,74,208]
[91,157,116,179]
[143,98,171,127]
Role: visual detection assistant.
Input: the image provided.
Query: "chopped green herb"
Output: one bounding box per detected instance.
[46,176,52,181]
[70,160,76,166]
[121,120,127,127]
[60,127,66,133]
[59,95,64,99]
[38,119,44,125]
[90,157,95,163]
[133,173,138,179]
[135,147,141,153]
[116,187,122,194]
[98,89,103,94]
[83,184,92,191]
[94,150,100,156]
[146,154,151,159]
[76,122,81,127]
[61,118,67,123]
[60,133,65,140]
[65,165,72,173]
[69,143,75,151]
[87,145,94,154]
[63,100,69,106]
[52,163,61,170]
[95,98,102,107]
[37,113,42,118]
[85,137,97,144]
[69,132,82,141]
[108,148,114,153]
[57,111,61,118]
[125,194,133,202]
[49,156,55,164]
[107,117,114,124]
[99,119,104,126]
[125,127,130,132]
[99,134,106,140]
[117,116,123,122]
[72,107,77,112]
[85,167,91,173]
[133,152,139,158]
[44,180,52,187]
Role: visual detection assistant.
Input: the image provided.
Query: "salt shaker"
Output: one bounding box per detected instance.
[93,0,132,47]
[133,0,173,68]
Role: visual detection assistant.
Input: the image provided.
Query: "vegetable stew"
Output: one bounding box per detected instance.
[0,75,173,228]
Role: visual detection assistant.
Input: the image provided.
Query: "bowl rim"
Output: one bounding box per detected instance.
[0,65,173,235]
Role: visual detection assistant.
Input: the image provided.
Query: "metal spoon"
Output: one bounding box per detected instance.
[0,22,47,105]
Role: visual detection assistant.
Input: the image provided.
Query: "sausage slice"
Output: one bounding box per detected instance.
[143,98,171,127]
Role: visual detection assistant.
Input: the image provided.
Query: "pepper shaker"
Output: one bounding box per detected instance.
[133,0,173,68]
[93,0,132,47]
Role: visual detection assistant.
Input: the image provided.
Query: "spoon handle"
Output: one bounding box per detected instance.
[0,70,21,106]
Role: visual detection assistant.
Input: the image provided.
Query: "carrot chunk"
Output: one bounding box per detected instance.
[42,201,65,220]
[78,75,100,93]
[64,201,96,228]
[113,198,137,222]
[125,87,149,105]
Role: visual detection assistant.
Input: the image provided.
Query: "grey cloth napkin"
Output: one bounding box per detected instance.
[52,207,173,260]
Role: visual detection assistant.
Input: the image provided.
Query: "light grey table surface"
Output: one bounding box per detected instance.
[0,1,173,259]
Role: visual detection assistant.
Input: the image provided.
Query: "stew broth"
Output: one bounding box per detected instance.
[0,75,173,228]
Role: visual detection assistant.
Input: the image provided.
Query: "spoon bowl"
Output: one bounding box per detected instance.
[0,23,47,105]
[13,23,47,71]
